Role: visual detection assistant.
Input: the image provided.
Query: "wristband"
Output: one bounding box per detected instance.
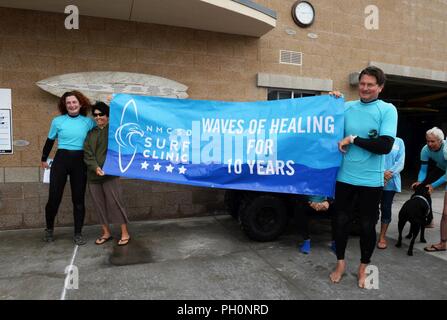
[349,135,357,144]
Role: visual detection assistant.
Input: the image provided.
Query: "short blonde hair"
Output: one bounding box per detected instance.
[426,127,444,142]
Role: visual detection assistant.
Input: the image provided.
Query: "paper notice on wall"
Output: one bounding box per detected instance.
[0,109,12,153]
[43,158,53,184]
[43,168,51,184]
[0,89,12,154]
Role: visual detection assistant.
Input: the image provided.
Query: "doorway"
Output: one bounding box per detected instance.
[379,75,447,184]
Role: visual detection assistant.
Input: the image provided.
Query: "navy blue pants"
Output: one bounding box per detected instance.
[379,191,396,224]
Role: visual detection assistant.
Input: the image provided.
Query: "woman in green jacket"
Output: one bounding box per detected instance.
[84,102,131,246]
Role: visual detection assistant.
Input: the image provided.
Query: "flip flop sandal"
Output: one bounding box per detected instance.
[377,241,387,249]
[118,237,131,246]
[424,245,446,252]
[95,236,113,245]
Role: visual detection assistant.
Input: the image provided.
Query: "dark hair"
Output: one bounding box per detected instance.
[58,91,91,116]
[91,101,110,117]
[358,66,386,87]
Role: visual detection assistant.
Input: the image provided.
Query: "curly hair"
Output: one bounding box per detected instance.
[57,91,91,116]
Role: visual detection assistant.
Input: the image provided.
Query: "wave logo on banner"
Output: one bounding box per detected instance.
[103,94,345,197]
[114,99,144,173]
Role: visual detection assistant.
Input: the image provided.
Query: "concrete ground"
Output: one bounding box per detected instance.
[0,189,446,300]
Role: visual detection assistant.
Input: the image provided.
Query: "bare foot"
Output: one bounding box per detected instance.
[358,264,368,288]
[330,260,346,283]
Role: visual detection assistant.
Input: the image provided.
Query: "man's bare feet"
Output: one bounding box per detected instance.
[358,264,368,288]
[330,260,346,283]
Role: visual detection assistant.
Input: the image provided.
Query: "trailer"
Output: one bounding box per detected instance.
[224,189,361,242]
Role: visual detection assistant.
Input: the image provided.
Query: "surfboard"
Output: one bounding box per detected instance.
[36,71,189,101]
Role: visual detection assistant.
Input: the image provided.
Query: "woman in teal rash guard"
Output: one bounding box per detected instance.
[377,137,405,249]
[41,91,95,245]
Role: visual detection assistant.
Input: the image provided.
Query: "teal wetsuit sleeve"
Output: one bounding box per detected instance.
[417,164,428,182]
[417,146,430,181]
[379,105,398,138]
[48,118,58,139]
[390,139,405,174]
[432,175,446,188]
[420,145,429,162]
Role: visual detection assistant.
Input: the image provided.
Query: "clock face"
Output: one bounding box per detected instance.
[292,1,315,27]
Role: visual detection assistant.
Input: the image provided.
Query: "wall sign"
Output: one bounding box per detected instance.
[0,89,12,154]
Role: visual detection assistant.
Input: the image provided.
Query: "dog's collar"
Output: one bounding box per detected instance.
[412,195,431,216]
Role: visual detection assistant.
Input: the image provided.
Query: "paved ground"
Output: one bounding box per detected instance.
[0,189,446,300]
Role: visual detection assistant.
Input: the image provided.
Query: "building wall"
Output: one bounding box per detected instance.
[0,0,446,229]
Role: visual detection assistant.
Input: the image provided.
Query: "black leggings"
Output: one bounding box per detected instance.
[334,182,382,264]
[45,149,87,234]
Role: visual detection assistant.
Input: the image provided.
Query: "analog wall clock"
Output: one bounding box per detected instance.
[292,1,315,28]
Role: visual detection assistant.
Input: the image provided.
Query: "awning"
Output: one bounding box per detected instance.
[0,0,276,37]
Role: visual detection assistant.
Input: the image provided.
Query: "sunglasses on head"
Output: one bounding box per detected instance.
[93,112,105,118]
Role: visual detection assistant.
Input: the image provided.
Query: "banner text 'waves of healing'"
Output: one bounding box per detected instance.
[103,94,345,197]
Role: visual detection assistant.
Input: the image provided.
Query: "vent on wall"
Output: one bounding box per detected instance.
[279,50,302,66]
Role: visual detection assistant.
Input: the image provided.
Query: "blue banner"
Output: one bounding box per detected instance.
[103,94,345,197]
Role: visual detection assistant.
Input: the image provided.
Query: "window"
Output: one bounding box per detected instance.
[267,89,319,100]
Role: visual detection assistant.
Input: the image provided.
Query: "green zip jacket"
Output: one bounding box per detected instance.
[83,124,116,184]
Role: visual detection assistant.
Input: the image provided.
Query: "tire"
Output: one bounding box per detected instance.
[239,195,289,242]
[224,190,242,219]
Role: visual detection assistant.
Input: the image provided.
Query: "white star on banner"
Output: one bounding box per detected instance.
[141,161,149,170]
[166,164,174,173]
[179,166,187,174]
[153,163,161,171]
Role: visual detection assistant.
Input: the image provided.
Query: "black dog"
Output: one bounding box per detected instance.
[395,185,433,256]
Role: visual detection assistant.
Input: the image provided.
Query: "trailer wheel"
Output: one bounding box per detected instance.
[239,195,288,242]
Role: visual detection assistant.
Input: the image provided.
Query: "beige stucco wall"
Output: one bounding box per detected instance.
[0,0,446,229]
